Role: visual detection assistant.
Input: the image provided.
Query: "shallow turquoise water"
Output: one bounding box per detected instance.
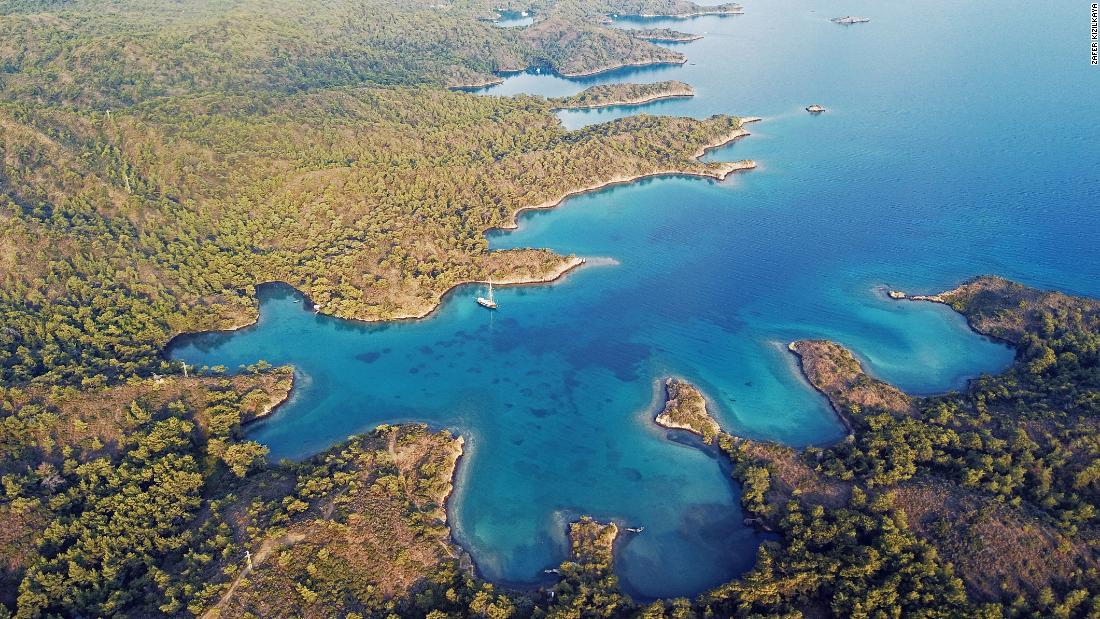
[170,0,1099,599]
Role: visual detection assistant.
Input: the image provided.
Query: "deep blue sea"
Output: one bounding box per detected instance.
[169,0,1100,599]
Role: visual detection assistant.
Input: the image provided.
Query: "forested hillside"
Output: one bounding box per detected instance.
[0,0,714,102]
[0,91,746,387]
[0,0,757,614]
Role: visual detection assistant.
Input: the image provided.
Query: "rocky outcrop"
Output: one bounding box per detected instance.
[788,340,913,424]
[654,378,721,444]
[888,275,1100,345]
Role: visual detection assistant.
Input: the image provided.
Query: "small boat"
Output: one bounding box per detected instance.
[625,526,645,533]
[477,280,498,309]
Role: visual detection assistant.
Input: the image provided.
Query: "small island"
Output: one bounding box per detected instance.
[629,27,704,43]
[654,377,721,444]
[550,80,695,110]
[831,16,870,24]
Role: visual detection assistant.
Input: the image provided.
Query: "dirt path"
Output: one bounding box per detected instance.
[201,531,306,618]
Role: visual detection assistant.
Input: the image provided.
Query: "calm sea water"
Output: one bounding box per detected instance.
[493,11,534,27]
[169,0,1099,599]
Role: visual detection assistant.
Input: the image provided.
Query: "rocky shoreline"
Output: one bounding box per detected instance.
[654,377,722,444]
[786,339,912,435]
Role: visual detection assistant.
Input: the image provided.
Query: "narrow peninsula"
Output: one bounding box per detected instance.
[551,80,695,109]
[612,1,743,19]
[629,27,704,43]
[787,339,913,425]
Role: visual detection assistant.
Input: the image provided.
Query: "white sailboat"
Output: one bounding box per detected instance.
[477,280,498,309]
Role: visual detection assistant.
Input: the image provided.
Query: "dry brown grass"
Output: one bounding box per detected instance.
[0,370,293,477]
[892,479,1099,601]
[214,426,465,618]
[789,339,913,421]
[735,438,851,510]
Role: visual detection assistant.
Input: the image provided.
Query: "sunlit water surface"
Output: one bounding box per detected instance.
[170,0,1099,599]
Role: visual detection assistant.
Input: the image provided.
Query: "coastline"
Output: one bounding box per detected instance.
[552,90,695,110]
[557,57,686,79]
[371,255,589,323]
[632,34,704,43]
[168,119,761,374]
[438,433,479,575]
[616,8,743,19]
[652,377,722,444]
[454,58,687,87]
[785,342,856,436]
[166,257,587,351]
[247,370,296,424]
[448,75,506,90]
[883,281,1019,348]
[498,121,760,231]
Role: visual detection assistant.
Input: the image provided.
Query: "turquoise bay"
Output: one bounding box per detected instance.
[169,0,1098,599]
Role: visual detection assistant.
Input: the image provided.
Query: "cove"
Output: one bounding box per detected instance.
[169,0,1100,600]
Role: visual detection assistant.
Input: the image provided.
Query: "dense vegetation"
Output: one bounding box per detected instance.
[1,77,745,388]
[708,277,1100,616]
[626,28,703,43]
[0,0,731,102]
[815,278,1100,533]
[551,81,693,109]
[653,377,720,444]
[0,369,291,616]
